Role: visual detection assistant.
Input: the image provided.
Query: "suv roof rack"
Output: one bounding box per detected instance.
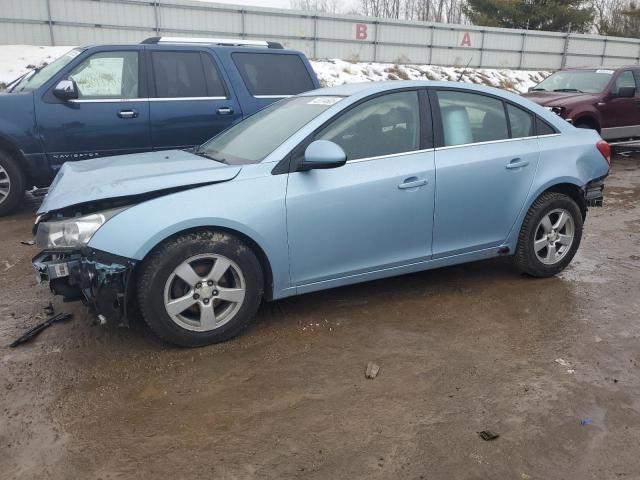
[140,37,284,49]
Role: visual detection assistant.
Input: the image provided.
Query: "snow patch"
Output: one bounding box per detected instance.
[0,45,75,87]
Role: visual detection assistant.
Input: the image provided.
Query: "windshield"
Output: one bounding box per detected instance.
[10,48,82,93]
[198,96,344,164]
[532,70,613,94]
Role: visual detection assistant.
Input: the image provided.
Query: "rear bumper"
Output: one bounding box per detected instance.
[584,176,606,207]
[33,248,137,323]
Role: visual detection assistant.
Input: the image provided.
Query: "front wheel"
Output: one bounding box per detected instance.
[514,192,583,277]
[0,150,25,216]
[137,230,264,347]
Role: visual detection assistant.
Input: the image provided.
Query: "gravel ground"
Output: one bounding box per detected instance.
[1,154,639,479]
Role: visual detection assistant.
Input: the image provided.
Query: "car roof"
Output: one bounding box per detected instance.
[562,65,639,71]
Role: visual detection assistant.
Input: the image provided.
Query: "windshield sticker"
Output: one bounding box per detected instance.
[66,50,80,59]
[596,69,614,75]
[308,97,342,105]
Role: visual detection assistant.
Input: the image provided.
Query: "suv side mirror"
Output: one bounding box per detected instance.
[611,86,635,99]
[53,79,78,101]
[300,140,347,171]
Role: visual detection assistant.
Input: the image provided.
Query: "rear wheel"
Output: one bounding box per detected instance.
[137,230,264,347]
[514,192,583,277]
[0,150,25,216]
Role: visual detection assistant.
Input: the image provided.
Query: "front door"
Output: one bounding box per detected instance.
[36,48,150,168]
[432,89,540,257]
[286,90,435,287]
[147,49,242,150]
[599,69,640,138]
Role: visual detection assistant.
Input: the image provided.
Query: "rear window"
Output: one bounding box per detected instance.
[536,117,557,136]
[232,52,315,96]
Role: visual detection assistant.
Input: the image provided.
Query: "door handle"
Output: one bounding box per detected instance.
[216,107,234,115]
[505,158,529,169]
[398,177,428,189]
[118,109,138,119]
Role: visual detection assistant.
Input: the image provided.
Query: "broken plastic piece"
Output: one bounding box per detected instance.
[580,419,593,425]
[365,362,380,379]
[478,430,499,441]
[9,313,73,348]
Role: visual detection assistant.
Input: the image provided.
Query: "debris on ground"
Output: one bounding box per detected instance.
[555,358,575,374]
[9,312,72,347]
[478,430,500,441]
[43,303,54,316]
[20,239,35,246]
[580,419,593,425]
[365,362,380,379]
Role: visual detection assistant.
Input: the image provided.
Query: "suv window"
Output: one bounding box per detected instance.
[232,53,315,96]
[316,91,420,161]
[506,104,535,138]
[201,54,227,97]
[69,51,139,99]
[436,90,508,146]
[152,51,209,98]
[612,70,636,95]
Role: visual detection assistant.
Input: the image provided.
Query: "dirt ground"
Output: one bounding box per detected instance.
[1,154,639,480]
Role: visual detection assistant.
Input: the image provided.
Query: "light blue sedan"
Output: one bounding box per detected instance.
[33,81,610,347]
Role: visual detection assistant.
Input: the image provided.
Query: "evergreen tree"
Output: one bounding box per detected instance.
[463,0,594,32]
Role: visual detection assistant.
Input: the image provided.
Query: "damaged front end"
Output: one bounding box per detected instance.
[33,248,137,325]
[32,205,137,325]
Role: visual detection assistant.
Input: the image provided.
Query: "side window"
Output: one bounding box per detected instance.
[612,70,636,95]
[536,117,557,136]
[436,90,508,146]
[202,54,227,97]
[151,51,207,98]
[68,51,139,99]
[506,104,535,138]
[316,91,420,161]
[232,53,315,96]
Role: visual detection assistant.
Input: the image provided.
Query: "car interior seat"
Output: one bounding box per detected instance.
[441,106,473,146]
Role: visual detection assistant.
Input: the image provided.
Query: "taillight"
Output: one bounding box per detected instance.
[596,140,611,166]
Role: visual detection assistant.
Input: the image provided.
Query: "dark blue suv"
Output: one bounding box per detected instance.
[0,37,319,215]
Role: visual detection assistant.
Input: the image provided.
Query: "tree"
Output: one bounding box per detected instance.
[595,0,640,37]
[463,0,594,32]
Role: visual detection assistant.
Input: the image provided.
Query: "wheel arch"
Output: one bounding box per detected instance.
[572,114,601,132]
[0,135,27,173]
[137,225,276,301]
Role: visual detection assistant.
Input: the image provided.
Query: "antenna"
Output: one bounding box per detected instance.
[456,56,473,82]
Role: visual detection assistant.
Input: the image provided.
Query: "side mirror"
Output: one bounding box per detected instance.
[300,140,347,171]
[611,86,635,99]
[53,79,78,101]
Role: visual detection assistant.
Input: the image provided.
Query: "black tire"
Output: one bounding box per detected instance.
[137,230,264,347]
[0,150,25,216]
[514,192,583,277]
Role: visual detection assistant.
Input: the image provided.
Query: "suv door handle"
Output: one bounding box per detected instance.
[118,109,138,119]
[505,158,529,169]
[398,177,428,189]
[216,107,234,115]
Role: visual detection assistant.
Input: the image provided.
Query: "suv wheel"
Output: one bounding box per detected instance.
[514,192,583,277]
[137,230,264,347]
[0,150,25,216]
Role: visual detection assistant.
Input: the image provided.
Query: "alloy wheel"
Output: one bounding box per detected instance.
[163,253,246,331]
[0,164,10,204]
[533,208,575,265]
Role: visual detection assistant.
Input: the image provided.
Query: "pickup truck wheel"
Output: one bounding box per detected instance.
[0,150,25,216]
[137,230,264,347]
[514,192,583,277]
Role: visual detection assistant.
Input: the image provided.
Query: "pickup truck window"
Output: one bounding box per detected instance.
[151,51,210,98]
[69,51,139,99]
[232,53,315,96]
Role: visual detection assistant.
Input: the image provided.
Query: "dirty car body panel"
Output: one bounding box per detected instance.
[32,81,610,334]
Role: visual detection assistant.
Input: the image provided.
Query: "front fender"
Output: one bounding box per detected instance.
[88,166,291,296]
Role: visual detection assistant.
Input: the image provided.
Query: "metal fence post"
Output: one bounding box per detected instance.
[313,15,318,59]
[561,33,570,68]
[518,32,526,69]
[427,25,434,65]
[601,38,607,65]
[479,29,485,68]
[45,0,54,46]
[241,9,246,39]
[153,1,160,35]
[372,21,379,62]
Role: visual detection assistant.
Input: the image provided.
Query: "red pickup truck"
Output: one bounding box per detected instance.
[522,66,640,142]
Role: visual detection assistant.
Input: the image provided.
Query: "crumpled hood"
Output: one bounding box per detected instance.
[521,91,600,107]
[38,149,241,214]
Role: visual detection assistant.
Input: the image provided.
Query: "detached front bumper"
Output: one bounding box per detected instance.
[33,249,137,323]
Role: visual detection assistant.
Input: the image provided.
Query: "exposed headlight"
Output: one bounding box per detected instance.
[36,208,126,249]
[544,106,565,116]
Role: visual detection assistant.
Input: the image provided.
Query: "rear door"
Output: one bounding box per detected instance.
[36,47,150,167]
[148,48,242,150]
[431,89,540,258]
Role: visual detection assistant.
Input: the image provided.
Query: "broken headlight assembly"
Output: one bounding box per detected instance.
[35,208,126,249]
